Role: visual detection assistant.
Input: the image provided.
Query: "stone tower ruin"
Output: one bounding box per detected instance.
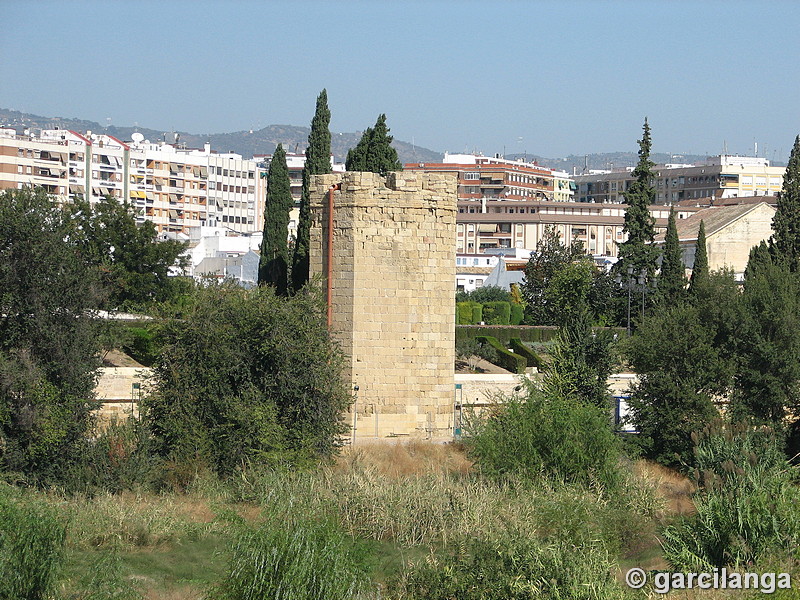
[309,171,457,439]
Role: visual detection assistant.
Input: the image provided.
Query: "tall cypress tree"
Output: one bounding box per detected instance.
[616,118,658,279]
[345,114,402,176]
[258,144,292,294]
[771,135,800,270]
[659,207,685,303]
[291,90,331,292]
[689,219,709,293]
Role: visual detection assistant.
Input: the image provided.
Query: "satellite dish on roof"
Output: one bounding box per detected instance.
[131,132,144,143]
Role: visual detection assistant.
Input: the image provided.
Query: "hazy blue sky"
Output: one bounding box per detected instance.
[3,0,799,161]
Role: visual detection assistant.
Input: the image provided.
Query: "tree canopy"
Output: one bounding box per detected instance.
[345,114,402,176]
[616,118,658,279]
[143,284,351,474]
[258,143,293,295]
[67,195,188,311]
[0,188,103,478]
[771,135,800,270]
[658,207,686,303]
[292,90,331,292]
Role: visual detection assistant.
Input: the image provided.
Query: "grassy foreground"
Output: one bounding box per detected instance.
[4,441,797,599]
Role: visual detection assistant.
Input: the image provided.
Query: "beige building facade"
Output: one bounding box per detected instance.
[309,171,457,439]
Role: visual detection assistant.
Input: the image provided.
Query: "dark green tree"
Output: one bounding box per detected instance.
[626,300,733,468]
[688,220,709,294]
[143,284,351,475]
[345,127,372,172]
[68,196,188,311]
[345,114,402,176]
[258,144,292,294]
[616,118,658,279]
[292,89,331,292]
[543,304,616,411]
[730,260,800,425]
[0,188,103,479]
[771,135,800,270]
[744,239,772,281]
[521,226,583,324]
[659,207,686,303]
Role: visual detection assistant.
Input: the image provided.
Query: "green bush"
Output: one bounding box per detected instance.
[471,303,483,325]
[122,325,160,367]
[662,422,800,570]
[396,532,624,600]
[457,325,559,345]
[509,338,542,369]
[510,303,524,325]
[481,301,511,325]
[0,487,66,600]
[213,518,369,600]
[456,301,482,325]
[475,336,526,374]
[465,385,624,491]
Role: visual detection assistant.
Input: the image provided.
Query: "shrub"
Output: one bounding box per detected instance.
[509,338,542,369]
[396,532,625,600]
[510,302,524,325]
[662,422,800,570]
[481,301,511,325]
[0,487,66,600]
[213,518,369,600]
[121,325,160,367]
[465,384,623,491]
[456,301,480,325]
[475,336,526,374]
[143,283,351,477]
[471,303,483,325]
[456,326,560,345]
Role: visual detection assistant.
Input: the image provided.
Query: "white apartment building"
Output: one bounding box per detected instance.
[0,128,266,235]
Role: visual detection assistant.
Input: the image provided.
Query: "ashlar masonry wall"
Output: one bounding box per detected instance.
[310,171,457,439]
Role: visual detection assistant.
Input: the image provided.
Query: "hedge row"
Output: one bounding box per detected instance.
[476,335,527,374]
[456,301,524,326]
[457,326,559,345]
[509,337,543,369]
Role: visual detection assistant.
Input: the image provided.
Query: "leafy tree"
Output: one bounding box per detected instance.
[771,135,800,270]
[258,144,292,294]
[0,188,102,478]
[744,239,771,281]
[616,118,658,280]
[143,284,350,475]
[626,293,735,467]
[688,220,709,294]
[521,226,583,324]
[659,207,686,303]
[345,114,402,175]
[466,381,623,490]
[543,306,616,411]
[292,90,331,292]
[68,196,188,311]
[730,260,800,425]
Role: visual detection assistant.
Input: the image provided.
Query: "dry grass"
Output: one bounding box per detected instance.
[634,460,696,518]
[336,440,473,478]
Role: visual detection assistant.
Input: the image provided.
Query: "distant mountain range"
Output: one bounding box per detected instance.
[0,109,442,165]
[2,108,774,170]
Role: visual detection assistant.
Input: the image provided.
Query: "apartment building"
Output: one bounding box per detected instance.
[405,153,575,205]
[456,198,700,256]
[574,155,785,205]
[0,128,266,235]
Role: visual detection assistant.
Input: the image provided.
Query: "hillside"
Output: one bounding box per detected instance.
[0,108,442,165]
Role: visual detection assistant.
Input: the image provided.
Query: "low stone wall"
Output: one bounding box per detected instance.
[94,367,151,423]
